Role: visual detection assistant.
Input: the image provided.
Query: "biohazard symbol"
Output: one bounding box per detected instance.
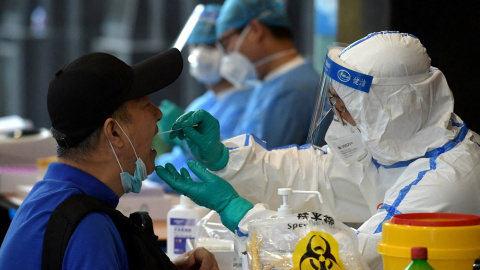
[293,231,345,270]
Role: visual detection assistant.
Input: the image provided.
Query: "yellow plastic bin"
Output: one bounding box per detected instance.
[378,213,480,270]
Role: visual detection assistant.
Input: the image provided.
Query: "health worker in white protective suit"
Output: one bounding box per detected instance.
[155,31,480,269]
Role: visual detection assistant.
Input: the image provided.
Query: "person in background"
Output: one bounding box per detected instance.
[0,49,218,269]
[216,0,320,148]
[148,4,253,189]
[156,31,480,270]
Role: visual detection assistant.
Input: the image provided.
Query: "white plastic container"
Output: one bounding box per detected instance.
[167,195,201,259]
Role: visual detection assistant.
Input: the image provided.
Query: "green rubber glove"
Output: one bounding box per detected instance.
[158,100,185,148]
[169,110,229,171]
[156,160,253,232]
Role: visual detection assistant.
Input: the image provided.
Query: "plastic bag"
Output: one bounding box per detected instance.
[246,211,368,270]
[194,210,235,251]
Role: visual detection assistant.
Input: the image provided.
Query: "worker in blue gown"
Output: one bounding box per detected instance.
[216,0,320,149]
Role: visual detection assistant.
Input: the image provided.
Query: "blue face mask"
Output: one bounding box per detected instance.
[109,120,148,194]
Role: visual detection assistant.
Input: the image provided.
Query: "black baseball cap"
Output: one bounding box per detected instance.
[47,48,183,148]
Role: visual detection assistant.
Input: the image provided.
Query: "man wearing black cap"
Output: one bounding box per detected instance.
[0,48,219,269]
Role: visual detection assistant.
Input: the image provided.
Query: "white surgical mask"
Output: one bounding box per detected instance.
[219,25,259,88]
[109,120,148,193]
[324,119,368,164]
[219,25,297,88]
[188,45,222,84]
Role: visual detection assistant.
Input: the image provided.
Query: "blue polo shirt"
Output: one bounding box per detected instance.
[0,162,129,269]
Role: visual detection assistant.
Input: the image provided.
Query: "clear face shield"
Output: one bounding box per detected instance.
[307,43,348,146]
[307,44,373,163]
[172,4,205,51]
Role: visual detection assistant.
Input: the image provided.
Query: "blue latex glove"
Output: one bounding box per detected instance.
[158,100,185,149]
[156,160,253,232]
[169,110,228,171]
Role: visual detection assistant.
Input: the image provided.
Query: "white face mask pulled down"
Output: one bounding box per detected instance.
[219,25,296,88]
[324,119,368,164]
[109,120,148,194]
[188,45,222,85]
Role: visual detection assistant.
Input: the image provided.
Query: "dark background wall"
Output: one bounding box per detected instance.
[390,0,480,132]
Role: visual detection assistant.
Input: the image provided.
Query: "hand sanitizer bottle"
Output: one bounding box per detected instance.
[167,195,200,259]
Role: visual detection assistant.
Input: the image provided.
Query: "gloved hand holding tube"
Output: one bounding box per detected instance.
[169,110,229,171]
[156,160,253,232]
[158,100,186,149]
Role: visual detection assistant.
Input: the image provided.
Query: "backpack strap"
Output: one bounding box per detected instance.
[41,194,175,270]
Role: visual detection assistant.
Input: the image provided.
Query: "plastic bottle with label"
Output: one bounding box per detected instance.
[404,247,434,270]
[167,195,201,259]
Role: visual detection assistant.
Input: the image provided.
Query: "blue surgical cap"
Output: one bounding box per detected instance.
[216,0,291,38]
[187,4,222,45]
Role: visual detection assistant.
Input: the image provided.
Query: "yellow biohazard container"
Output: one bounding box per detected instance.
[378,213,480,270]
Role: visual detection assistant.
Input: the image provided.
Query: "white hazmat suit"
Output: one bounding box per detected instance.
[209,32,480,269]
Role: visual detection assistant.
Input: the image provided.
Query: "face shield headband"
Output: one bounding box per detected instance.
[307,46,373,147]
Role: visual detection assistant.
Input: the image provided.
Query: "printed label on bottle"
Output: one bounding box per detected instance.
[170,218,197,226]
[173,236,195,254]
[170,218,197,254]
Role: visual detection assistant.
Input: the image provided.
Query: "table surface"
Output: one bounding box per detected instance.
[0,193,169,240]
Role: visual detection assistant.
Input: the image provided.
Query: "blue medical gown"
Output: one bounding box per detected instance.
[148,87,253,192]
[209,87,255,140]
[233,61,320,149]
[184,90,216,112]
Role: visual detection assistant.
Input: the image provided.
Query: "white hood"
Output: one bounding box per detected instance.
[333,32,456,165]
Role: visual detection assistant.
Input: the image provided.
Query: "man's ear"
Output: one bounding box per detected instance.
[249,19,266,42]
[104,118,124,147]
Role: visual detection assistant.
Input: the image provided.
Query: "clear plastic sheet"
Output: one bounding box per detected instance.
[194,210,235,251]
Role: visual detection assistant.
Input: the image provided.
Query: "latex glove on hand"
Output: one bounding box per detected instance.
[158,100,185,148]
[170,110,228,171]
[156,160,253,232]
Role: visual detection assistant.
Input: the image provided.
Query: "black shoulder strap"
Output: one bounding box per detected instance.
[42,194,116,270]
[41,194,175,270]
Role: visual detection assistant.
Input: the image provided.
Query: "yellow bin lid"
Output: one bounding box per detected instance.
[379,213,480,260]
